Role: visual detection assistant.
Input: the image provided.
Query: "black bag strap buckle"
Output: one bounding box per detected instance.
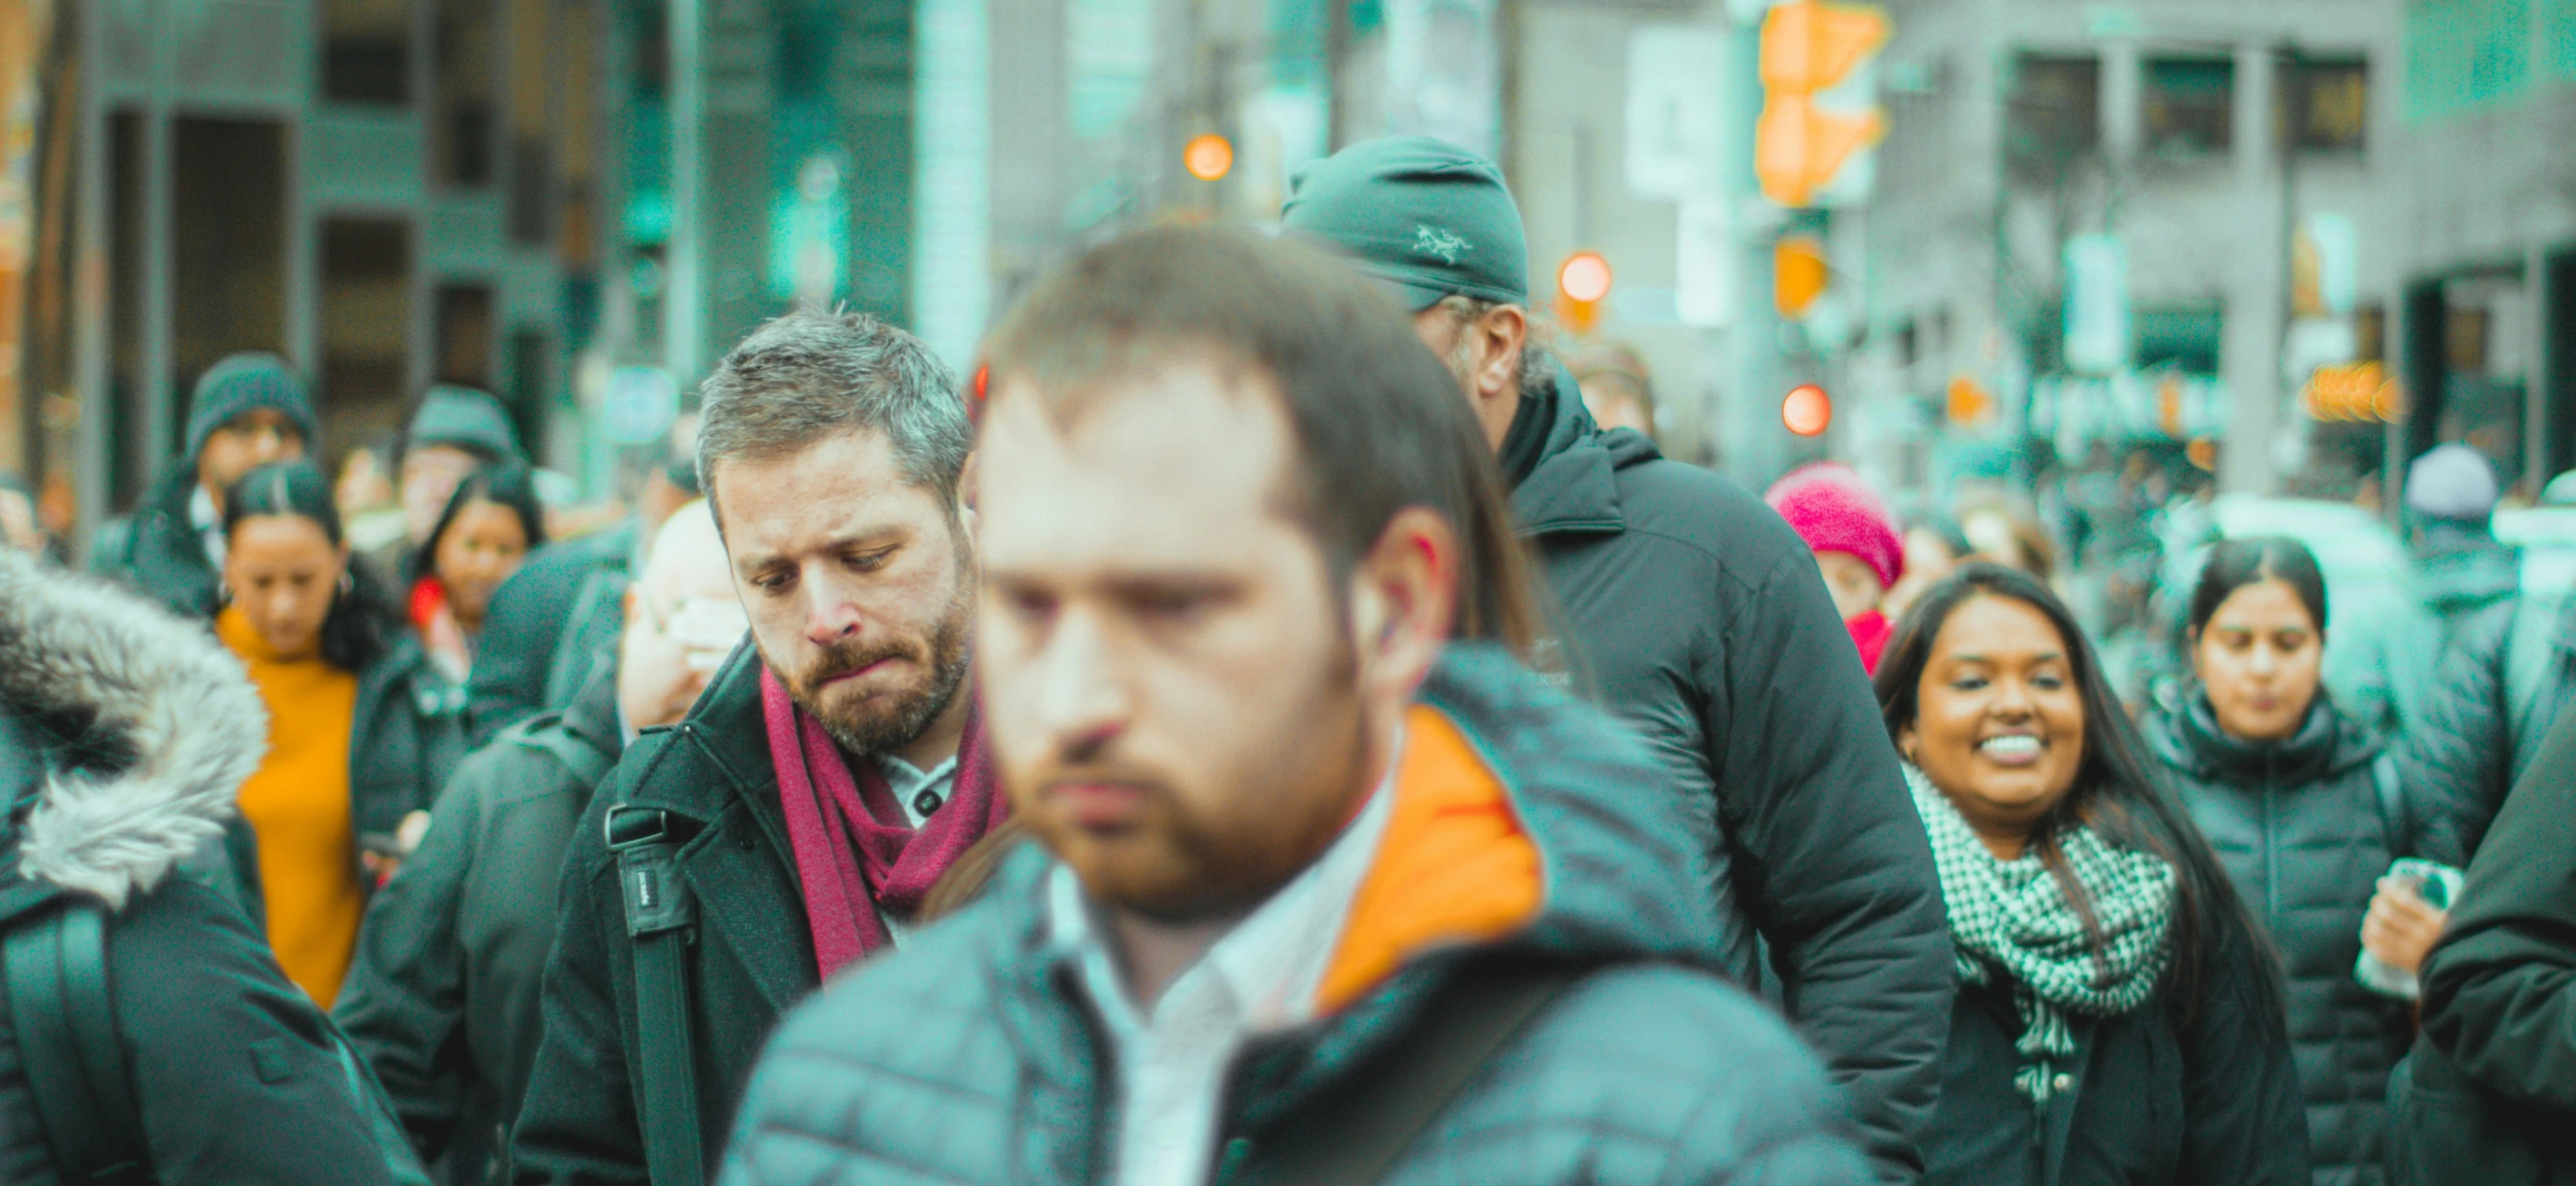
[607,806,697,938]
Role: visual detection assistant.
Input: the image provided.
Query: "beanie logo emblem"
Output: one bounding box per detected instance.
[1413,225,1470,265]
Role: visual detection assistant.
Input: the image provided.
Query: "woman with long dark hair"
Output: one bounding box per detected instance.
[2147,537,2471,1185]
[218,461,466,1006]
[406,458,544,682]
[1877,562,2306,1185]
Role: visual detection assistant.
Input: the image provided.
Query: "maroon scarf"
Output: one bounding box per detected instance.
[760,667,1006,978]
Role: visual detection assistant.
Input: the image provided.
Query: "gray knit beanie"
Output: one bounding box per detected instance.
[2406,444,2501,522]
[405,385,522,461]
[184,353,316,460]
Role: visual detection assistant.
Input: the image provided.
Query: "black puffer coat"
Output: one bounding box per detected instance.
[2149,696,2466,1186]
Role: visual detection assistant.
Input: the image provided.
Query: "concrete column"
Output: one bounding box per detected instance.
[2219,42,2283,495]
[71,0,109,539]
[2527,243,2550,487]
[664,0,703,383]
[142,0,172,468]
[2099,38,2140,165]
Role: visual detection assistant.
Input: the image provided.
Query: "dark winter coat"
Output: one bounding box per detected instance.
[211,630,469,929]
[507,642,818,1186]
[86,467,222,619]
[714,645,1872,1186]
[0,547,410,1186]
[1508,362,1954,1178]
[1924,874,2309,1186]
[2150,695,2464,1185]
[463,520,636,745]
[2386,698,2576,1186]
[337,667,625,1183]
[2393,588,2576,859]
[2411,524,2518,646]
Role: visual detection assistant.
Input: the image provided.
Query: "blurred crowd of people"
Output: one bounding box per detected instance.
[0,133,2571,1186]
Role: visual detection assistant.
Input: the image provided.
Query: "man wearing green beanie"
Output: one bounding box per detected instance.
[89,352,317,618]
[1285,137,1953,1184]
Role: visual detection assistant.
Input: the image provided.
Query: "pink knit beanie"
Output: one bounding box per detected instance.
[1765,464,1904,590]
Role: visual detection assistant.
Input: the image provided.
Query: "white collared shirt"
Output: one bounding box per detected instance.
[875,752,960,830]
[1052,766,1398,1186]
[190,485,226,570]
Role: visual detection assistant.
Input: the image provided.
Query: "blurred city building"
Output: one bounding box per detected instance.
[5,0,2576,541]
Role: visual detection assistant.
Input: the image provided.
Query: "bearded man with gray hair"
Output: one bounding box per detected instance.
[510,309,1006,1186]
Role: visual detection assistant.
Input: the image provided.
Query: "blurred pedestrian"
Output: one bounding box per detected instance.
[1768,463,1905,673]
[1887,510,1974,625]
[1960,498,2058,581]
[2146,537,2475,1185]
[716,222,1870,1186]
[213,461,466,1007]
[2386,700,2576,1186]
[1286,134,1950,1181]
[463,442,703,746]
[2404,444,2517,649]
[338,502,741,1186]
[366,386,523,586]
[338,444,408,558]
[405,460,544,684]
[89,352,314,618]
[0,546,426,1185]
[1876,563,2307,1186]
[511,309,1006,1186]
[1567,340,1657,439]
[0,471,48,557]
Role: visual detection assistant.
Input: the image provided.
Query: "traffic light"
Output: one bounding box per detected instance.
[1556,251,1613,334]
[1184,134,1234,181]
[1774,235,1830,320]
[1756,0,1890,209]
[1782,383,1833,435]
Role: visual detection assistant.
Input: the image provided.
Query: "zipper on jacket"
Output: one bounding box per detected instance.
[2261,752,2281,921]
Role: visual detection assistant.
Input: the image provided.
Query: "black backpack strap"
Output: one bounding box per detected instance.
[1249,959,1586,1185]
[4,900,150,1183]
[607,804,704,1186]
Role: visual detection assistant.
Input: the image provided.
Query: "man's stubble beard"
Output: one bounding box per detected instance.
[790,561,976,756]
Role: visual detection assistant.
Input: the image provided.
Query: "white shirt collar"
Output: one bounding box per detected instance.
[190,484,225,568]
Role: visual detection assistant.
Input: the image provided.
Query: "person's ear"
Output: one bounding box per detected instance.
[1896,721,1920,766]
[622,586,642,628]
[959,450,980,515]
[1350,506,1458,705]
[1475,305,1529,404]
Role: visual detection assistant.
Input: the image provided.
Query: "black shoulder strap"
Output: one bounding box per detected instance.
[1251,960,1586,1185]
[4,900,151,1184]
[607,803,704,1186]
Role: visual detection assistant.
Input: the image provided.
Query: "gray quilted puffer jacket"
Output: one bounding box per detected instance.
[715,646,1874,1186]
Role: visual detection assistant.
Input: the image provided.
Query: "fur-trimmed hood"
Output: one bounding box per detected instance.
[0,547,264,908]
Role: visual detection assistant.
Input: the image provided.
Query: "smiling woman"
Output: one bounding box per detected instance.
[1875,562,2305,1186]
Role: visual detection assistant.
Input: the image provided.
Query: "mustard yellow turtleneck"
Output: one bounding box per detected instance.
[216,606,365,1008]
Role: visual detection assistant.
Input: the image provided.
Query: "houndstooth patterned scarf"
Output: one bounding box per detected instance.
[1904,763,2177,1109]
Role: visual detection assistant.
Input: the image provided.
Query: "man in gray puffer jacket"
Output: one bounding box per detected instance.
[716,225,1865,1186]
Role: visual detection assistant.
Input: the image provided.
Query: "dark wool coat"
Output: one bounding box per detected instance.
[337,668,625,1182]
[509,641,862,1186]
[0,548,408,1186]
[2387,699,2576,1186]
[2150,696,2464,1186]
[1510,364,1954,1180]
[713,646,1872,1186]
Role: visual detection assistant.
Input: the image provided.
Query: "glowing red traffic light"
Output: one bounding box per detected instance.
[1782,383,1832,435]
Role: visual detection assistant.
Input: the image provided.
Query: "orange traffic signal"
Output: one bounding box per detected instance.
[1782,383,1833,435]
[1556,251,1613,333]
[1774,235,1830,319]
[1756,0,1890,209]
[1184,134,1234,181]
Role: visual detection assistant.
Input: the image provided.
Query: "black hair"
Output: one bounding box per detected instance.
[409,458,547,585]
[1900,508,1974,561]
[1873,561,2279,1024]
[2189,537,2327,639]
[221,461,400,672]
